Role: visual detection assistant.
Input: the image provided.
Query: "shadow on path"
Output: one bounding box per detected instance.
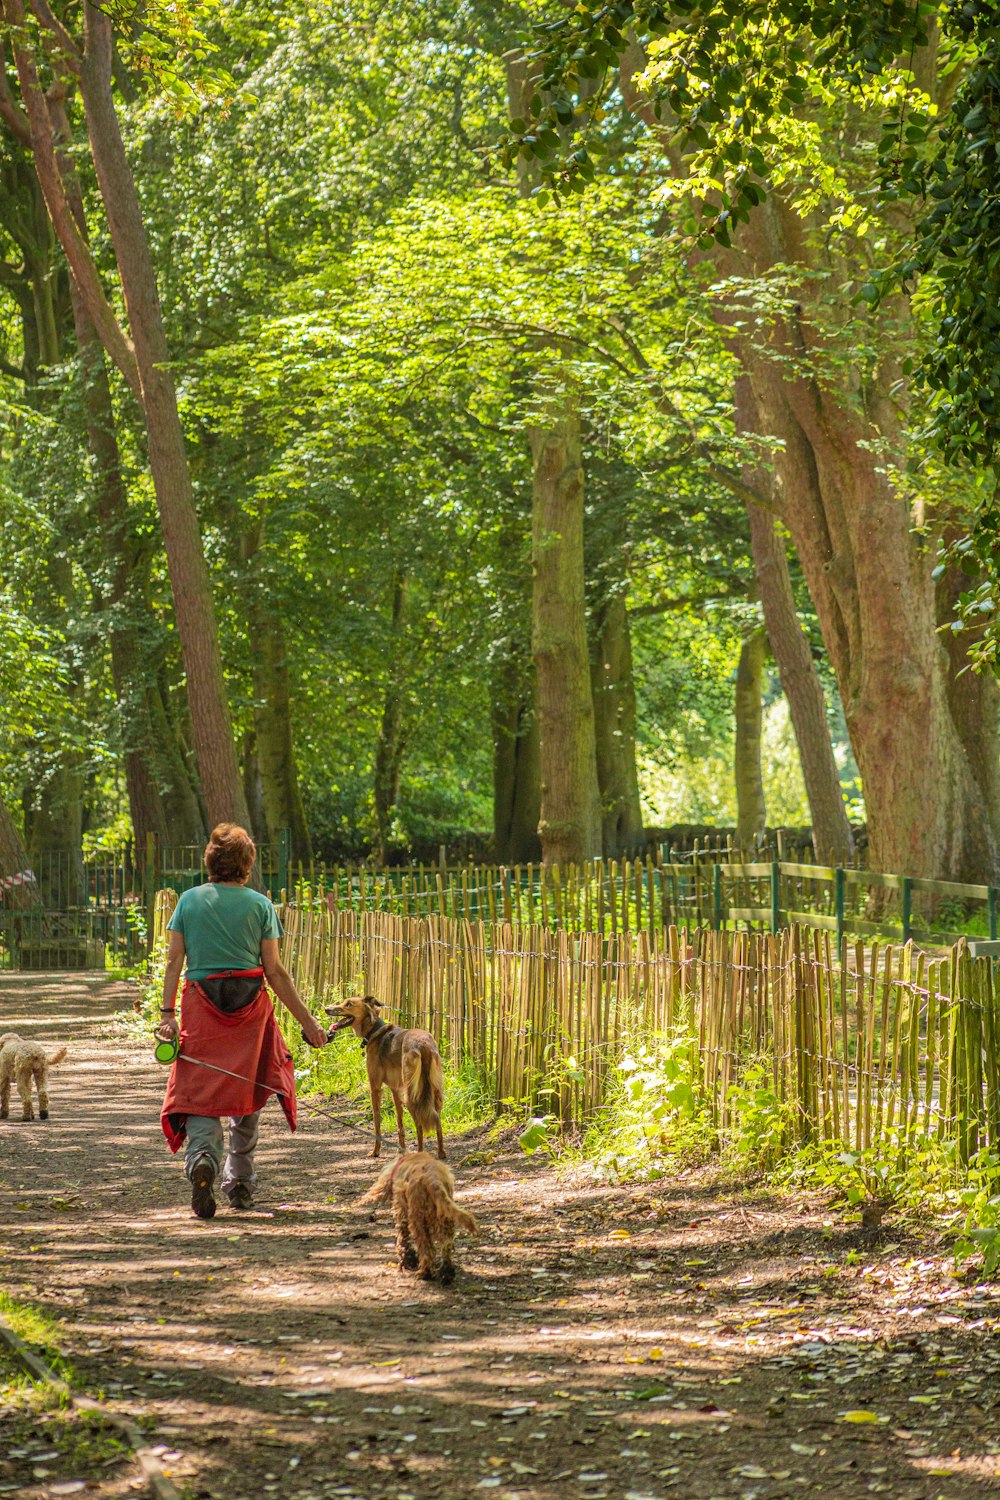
[1,973,998,1500]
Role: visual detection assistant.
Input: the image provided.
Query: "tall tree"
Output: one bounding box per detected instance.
[733,625,767,851]
[591,591,644,857]
[0,790,38,908]
[736,375,854,858]
[0,2,247,829]
[530,390,602,864]
[508,16,1000,880]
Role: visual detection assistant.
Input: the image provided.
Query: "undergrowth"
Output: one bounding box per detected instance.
[520,1026,1000,1281]
[0,1290,70,1381]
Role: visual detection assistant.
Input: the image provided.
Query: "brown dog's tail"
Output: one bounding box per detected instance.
[443,1200,478,1235]
[46,1047,67,1068]
[354,1163,396,1210]
[403,1046,443,1129]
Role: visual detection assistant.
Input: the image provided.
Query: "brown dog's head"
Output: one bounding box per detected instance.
[324,995,381,1036]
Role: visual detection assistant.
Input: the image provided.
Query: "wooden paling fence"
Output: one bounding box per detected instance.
[286,856,1000,949]
[150,891,1000,1157]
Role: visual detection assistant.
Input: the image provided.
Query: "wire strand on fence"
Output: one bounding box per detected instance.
[150,890,998,1158]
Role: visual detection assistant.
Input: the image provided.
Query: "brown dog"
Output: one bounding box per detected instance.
[326,996,446,1159]
[356,1151,476,1283]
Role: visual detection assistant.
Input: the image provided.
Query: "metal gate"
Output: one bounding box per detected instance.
[0,832,292,971]
[0,846,147,972]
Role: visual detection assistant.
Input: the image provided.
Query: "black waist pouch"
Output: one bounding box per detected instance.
[197,975,265,1014]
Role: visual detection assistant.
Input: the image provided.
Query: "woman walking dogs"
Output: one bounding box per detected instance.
[155,824,328,1219]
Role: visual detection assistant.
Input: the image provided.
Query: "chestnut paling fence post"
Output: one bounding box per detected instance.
[202,895,998,1164]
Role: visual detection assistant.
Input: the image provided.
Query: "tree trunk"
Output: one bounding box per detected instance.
[149,680,207,846]
[69,274,170,852]
[45,91,171,854]
[3,8,246,829]
[236,526,311,858]
[530,394,602,865]
[492,644,542,863]
[744,491,854,861]
[734,627,768,851]
[6,172,88,908]
[508,53,600,865]
[242,729,267,845]
[591,593,644,857]
[0,792,40,909]
[937,553,1000,848]
[724,202,997,881]
[74,18,247,829]
[372,572,409,864]
[25,762,85,908]
[251,614,312,861]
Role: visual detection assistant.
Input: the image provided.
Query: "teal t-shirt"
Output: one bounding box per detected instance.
[167,883,283,981]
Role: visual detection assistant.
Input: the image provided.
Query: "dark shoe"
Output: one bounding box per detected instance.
[227,1181,254,1211]
[190,1157,217,1219]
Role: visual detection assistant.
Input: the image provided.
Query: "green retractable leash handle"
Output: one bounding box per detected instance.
[154,1034,181,1065]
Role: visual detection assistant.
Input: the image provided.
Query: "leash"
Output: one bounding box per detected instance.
[153,1036,383,1143]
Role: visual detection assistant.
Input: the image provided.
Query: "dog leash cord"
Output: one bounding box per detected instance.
[174,1051,381,1142]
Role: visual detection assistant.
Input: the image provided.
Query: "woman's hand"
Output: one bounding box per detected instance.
[301,1016,329,1049]
[156,1012,180,1043]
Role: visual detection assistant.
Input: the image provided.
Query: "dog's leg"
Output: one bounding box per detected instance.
[435,1116,446,1161]
[413,1215,435,1279]
[438,1220,456,1285]
[394,1199,418,1271]
[34,1065,49,1121]
[16,1066,33,1122]
[369,1081,383,1158]
[391,1090,407,1154]
[0,1067,9,1120]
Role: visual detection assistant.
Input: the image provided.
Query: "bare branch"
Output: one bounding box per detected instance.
[0,41,30,142]
[630,584,748,619]
[27,0,80,69]
[604,315,780,516]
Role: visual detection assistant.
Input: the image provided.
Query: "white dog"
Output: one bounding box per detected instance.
[0,1032,67,1121]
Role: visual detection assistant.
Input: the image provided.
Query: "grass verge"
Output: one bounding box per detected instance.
[0,1292,132,1484]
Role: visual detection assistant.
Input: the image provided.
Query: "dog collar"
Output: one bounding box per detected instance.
[360,1019,390,1050]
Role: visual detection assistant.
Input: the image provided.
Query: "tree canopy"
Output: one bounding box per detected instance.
[0,0,996,883]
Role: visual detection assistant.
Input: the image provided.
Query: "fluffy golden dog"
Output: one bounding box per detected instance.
[0,1033,67,1121]
[357,1151,477,1283]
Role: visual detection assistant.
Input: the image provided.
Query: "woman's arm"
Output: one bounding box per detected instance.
[156,930,186,1040]
[261,938,328,1047]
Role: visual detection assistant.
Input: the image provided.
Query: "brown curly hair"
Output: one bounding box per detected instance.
[204,823,256,883]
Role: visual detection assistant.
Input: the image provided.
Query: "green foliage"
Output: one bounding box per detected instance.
[579,1033,712,1182]
[953,1149,1000,1279]
[723,1062,797,1173]
[554,1030,1000,1274]
[501,0,929,238]
[519,1114,559,1154]
[0,1292,68,1380]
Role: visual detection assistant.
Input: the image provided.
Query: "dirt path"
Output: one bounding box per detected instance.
[2,974,999,1500]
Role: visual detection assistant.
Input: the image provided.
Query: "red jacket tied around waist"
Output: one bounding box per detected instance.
[160,968,297,1152]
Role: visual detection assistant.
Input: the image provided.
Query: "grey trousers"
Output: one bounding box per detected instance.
[184,1111,261,1191]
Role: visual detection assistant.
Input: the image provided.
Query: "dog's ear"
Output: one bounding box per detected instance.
[365,995,382,1010]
